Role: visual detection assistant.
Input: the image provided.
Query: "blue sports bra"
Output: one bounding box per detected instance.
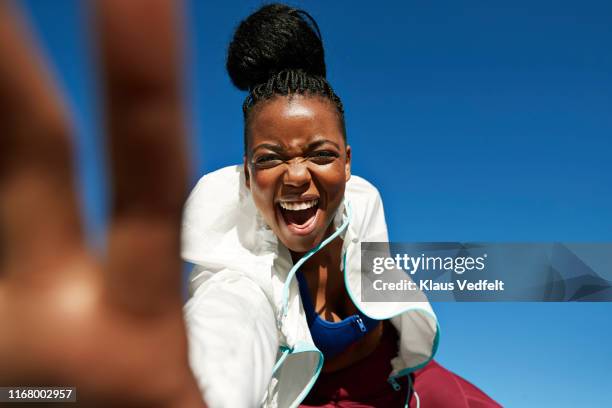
[296,270,380,360]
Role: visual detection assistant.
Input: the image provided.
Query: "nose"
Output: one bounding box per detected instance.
[283,158,311,188]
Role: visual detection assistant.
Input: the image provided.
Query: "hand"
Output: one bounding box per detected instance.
[0,1,205,406]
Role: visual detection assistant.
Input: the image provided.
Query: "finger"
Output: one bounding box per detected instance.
[0,1,82,272]
[95,0,188,313]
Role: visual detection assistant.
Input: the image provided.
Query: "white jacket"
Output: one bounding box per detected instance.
[182,165,439,408]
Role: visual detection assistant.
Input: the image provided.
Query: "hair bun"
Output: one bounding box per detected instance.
[226,3,326,91]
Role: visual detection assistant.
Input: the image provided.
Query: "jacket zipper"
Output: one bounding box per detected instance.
[388,376,402,391]
[355,315,367,332]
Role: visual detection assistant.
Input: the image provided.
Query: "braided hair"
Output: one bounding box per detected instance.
[226,4,346,151]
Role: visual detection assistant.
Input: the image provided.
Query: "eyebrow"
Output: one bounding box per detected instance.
[251,139,340,154]
[251,143,285,154]
[307,139,340,150]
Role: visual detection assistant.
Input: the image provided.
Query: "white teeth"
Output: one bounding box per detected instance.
[279,199,318,211]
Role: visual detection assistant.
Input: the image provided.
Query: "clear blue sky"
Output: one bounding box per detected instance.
[23,0,612,406]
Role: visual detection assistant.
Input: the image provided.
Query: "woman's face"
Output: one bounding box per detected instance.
[244,95,351,254]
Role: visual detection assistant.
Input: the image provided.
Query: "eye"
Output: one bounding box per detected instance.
[309,150,339,164]
[254,154,283,168]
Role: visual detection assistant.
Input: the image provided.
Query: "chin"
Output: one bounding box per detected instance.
[282,235,320,254]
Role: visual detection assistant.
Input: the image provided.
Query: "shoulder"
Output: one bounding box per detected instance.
[187,164,244,201]
[183,164,246,225]
[347,174,381,195]
[346,174,385,218]
[182,164,257,264]
[345,175,388,241]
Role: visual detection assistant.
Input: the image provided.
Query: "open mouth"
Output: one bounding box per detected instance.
[278,199,320,236]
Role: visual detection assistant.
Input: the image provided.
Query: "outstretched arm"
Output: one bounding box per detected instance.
[0,1,205,406]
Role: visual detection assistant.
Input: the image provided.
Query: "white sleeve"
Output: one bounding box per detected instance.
[184,268,279,408]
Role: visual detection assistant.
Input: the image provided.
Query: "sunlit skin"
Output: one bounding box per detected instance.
[244,96,383,372]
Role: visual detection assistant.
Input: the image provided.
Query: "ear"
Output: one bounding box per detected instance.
[243,155,251,189]
[344,145,351,182]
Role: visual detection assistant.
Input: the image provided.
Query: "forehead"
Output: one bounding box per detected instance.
[247,95,344,150]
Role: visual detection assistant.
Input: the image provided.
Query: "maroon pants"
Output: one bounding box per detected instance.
[300,323,501,408]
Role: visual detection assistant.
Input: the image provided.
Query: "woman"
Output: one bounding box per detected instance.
[183,4,500,407]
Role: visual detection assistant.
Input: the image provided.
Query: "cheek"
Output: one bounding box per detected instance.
[251,170,276,195]
[314,164,347,202]
[249,171,278,212]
